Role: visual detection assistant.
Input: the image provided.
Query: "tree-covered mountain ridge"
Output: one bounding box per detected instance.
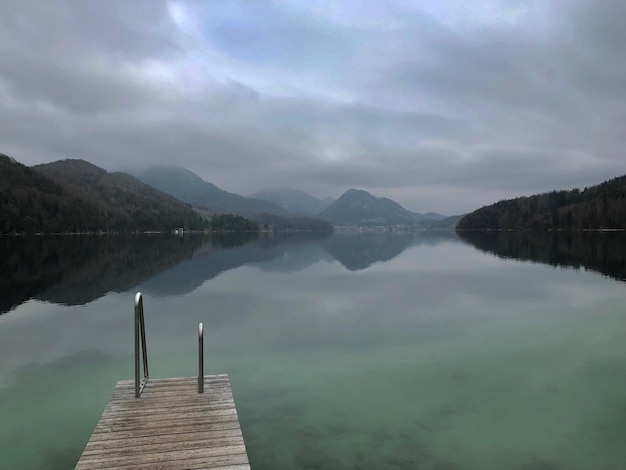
[134,166,448,225]
[457,174,626,230]
[0,154,263,233]
[317,188,450,227]
[1,155,210,233]
[33,158,212,232]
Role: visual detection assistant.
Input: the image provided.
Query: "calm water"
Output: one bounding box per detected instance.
[1,232,625,469]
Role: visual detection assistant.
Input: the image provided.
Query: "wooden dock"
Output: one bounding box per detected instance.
[75,374,250,470]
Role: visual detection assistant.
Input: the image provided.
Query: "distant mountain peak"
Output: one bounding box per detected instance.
[344,188,369,197]
[131,166,290,218]
[318,189,416,226]
[247,187,333,217]
[40,158,107,175]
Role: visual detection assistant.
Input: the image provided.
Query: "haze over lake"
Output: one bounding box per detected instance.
[1,232,625,469]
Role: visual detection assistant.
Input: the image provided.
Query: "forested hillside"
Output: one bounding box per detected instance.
[1,154,212,233]
[33,159,208,232]
[210,214,259,232]
[253,212,334,232]
[0,154,104,233]
[457,175,626,230]
[132,166,289,217]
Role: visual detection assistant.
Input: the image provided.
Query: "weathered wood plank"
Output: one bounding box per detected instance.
[86,421,244,442]
[78,452,251,470]
[89,454,251,470]
[95,406,238,423]
[75,374,249,470]
[115,374,228,384]
[81,434,245,456]
[112,376,230,391]
[110,391,234,401]
[99,403,236,419]
[119,387,233,397]
[77,444,247,465]
[81,428,243,450]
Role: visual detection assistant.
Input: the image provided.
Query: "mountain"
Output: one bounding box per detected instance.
[409,211,447,222]
[252,212,334,232]
[247,187,333,216]
[317,189,417,226]
[0,153,101,233]
[31,159,207,232]
[415,214,465,229]
[457,175,626,230]
[131,166,289,218]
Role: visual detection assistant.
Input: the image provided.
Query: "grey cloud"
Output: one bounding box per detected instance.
[201,1,350,70]
[0,0,177,113]
[0,51,155,114]
[454,149,616,193]
[0,0,625,215]
[0,0,178,60]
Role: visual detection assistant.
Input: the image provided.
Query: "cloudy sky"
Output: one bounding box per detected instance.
[1,1,625,214]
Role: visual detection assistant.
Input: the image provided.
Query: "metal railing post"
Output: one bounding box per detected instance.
[198,322,204,393]
[135,292,149,398]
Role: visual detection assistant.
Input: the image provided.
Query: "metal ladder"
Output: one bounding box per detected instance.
[134,292,205,397]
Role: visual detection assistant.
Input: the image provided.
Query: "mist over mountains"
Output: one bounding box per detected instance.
[130,165,448,226]
[2,152,453,234]
[247,187,334,217]
[131,166,290,218]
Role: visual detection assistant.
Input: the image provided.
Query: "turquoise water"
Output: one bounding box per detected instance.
[0,233,625,469]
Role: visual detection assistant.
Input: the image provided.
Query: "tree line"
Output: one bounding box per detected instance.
[457,175,626,230]
[0,154,260,234]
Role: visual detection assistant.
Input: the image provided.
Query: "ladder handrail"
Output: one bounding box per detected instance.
[198,322,204,393]
[135,292,149,398]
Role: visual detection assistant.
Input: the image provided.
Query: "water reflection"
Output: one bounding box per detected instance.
[140,232,332,297]
[2,229,626,470]
[319,231,460,271]
[1,231,465,314]
[156,231,463,294]
[0,234,204,314]
[458,230,626,282]
[11,229,626,316]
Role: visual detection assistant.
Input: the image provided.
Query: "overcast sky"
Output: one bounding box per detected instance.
[1,1,625,214]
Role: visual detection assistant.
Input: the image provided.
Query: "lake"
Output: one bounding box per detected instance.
[1,231,625,469]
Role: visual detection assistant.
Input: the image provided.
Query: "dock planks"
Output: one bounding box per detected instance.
[75,374,250,470]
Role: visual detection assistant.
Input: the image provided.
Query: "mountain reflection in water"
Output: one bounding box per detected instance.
[457,230,626,282]
[1,231,462,314]
[3,229,624,315]
[0,234,205,314]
